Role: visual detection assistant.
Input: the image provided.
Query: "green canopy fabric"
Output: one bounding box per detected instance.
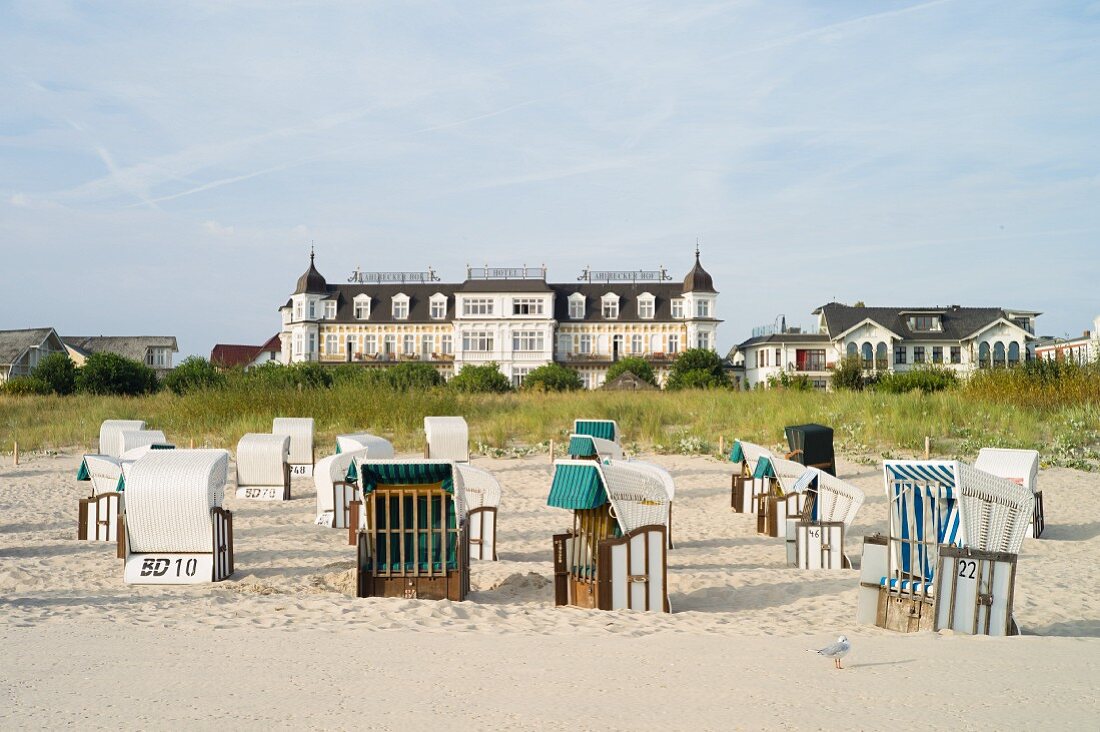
[116,474,125,492]
[345,461,358,482]
[752,456,775,479]
[77,460,91,481]
[574,420,616,441]
[567,435,598,457]
[359,462,454,495]
[335,442,342,455]
[729,441,744,462]
[547,463,607,510]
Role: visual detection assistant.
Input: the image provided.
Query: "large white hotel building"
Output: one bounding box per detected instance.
[278,251,720,388]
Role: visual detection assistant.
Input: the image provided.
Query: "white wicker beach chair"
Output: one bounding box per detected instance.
[121,449,233,584]
[272,417,315,476]
[974,448,1043,538]
[858,459,1033,635]
[788,467,865,569]
[622,460,676,548]
[353,459,470,601]
[75,455,124,542]
[315,435,394,529]
[455,464,502,561]
[548,458,670,612]
[566,433,624,461]
[118,430,168,455]
[98,420,145,459]
[424,416,469,462]
[336,433,393,455]
[235,433,291,500]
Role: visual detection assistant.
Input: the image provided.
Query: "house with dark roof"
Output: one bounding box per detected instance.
[0,328,67,383]
[210,335,282,370]
[1035,314,1100,366]
[277,249,720,388]
[733,303,1041,389]
[64,336,179,378]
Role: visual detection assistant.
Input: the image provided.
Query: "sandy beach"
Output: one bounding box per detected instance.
[2,451,1098,730]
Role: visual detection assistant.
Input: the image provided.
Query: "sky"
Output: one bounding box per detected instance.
[2,0,1099,359]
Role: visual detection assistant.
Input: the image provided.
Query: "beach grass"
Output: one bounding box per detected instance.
[2,373,1097,468]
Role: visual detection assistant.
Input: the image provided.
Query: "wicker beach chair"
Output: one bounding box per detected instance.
[315,435,394,529]
[573,419,621,444]
[624,460,677,549]
[756,454,812,540]
[272,417,315,477]
[788,468,865,569]
[455,464,502,561]
[235,433,291,500]
[336,432,393,455]
[548,458,670,612]
[565,433,624,461]
[120,449,233,584]
[117,429,170,456]
[974,448,1043,538]
[857,460,1033,635]
[423,416,469,462]
[729,440,775,514]
[98,420,145,458]
[353,459,470,601]
[75,442,177,543]
[784,424,836,475]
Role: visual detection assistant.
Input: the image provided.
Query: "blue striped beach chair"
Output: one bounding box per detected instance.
[548,458,670,612]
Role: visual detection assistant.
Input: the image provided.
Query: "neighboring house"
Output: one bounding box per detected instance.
[1035,315,1100,365]
[0,328,67,384]
[278,250,720,388]
[64,336,179,377]
[734,303,1041,390]
[210,335,282,370]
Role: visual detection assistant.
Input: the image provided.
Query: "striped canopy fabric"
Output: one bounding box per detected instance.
[883,461,962,582]
[573,419,618,442]
[359,461,455,495]
[753,456,775,479]
[547,461,607,510]
[728,441,744,462]
[568,435,598,457]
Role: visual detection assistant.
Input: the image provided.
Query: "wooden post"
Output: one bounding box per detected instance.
[924,436,931,459]
[719,435,725,457]
[549,439,555,464]
[12,441,18,467]
[190,437,195,449]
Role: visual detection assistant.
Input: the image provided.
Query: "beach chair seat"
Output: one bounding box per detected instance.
[974,448,1042,538]
[354,460,470,601]
[120,449,233,584]
[273,417,315,477]
[98,420,145,458]
[858,460,1032,635]
[455,464,502,561]
[316,435,394,529]
[423,416,469,462]
[548,459,670,613]
[235,433,291,500]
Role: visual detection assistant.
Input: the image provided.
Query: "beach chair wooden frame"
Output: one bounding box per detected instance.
[794,521,846,570]
[934,545,1019,636]
[454,464,502,561]
[78,492,122,542]
[354,461,470,601]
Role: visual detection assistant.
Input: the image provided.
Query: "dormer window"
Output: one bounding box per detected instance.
[671,299,684,319]
[430,293,447,320]
[909,315,940,332]
[601,293,620,319]
[568,293,585,320]
[324,301,337,320]
[392,294,409,320]
[637,293,655,320]
[354,294,371,320]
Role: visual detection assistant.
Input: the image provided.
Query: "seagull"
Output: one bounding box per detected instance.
[813,635,851,669]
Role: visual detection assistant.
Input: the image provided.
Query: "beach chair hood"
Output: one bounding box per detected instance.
[357,459,467,520]
[124,449,229,553]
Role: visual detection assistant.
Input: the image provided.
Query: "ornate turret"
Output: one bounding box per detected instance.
[682,246,716,293]
[294,248,328,295]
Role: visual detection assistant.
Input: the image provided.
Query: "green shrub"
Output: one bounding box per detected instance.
[766,371,813,391]
[75,352,158,396]
[830,355,865,391]
[387,362,445,390]
[666,348,728,389]
[604,357,658,387]
[31,353,78,395]
[2,376,52,395]
[873,366,958,395]
[449,363,512,393]
[244,361,332,389]
[523,363,583,392]
[163,356,226,395]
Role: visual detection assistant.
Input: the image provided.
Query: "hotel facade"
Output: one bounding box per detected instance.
[278,252,720,388]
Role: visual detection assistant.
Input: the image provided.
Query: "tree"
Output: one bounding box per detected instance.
[665,348,728,390]
[522,363,583,392]
[830,354,865,391]
[604,357,658,387]
[163,356,226,395]
[75,352,158,396]
[853,300,866,308]
[449,363,512,393]
[31,353,78,395]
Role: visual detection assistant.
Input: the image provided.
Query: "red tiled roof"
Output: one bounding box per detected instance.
[210,344,262,368]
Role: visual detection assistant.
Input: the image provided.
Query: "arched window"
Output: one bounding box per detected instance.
[846,342,857,359]
[861,342,873,369]
[876,342,888,370]
[993,342,1006,367]
[1008,342,1021,366]
[979,342,991,368]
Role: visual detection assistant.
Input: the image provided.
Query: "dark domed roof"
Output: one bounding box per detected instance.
[682,248,717,293]
[294,250,328,295]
